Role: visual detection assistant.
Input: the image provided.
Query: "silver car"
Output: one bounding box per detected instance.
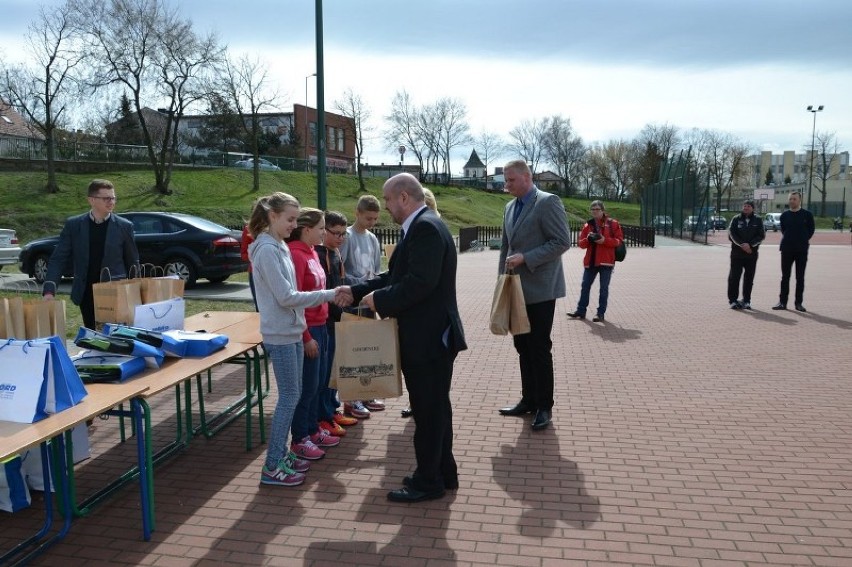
[0,228,21,270]
[233,157,280,171]
[764,213,782,232]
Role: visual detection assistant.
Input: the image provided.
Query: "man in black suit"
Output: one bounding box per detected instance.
[43,179,139,329]
[354,173,467,503]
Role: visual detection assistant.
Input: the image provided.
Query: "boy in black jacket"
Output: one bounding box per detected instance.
[727,200,765,310]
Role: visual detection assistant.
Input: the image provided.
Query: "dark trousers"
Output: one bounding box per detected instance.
[405,352,457,492]
[79,284,96,330]
[780,249,808,306]
[728,253,758,303]
[512,299,555,411]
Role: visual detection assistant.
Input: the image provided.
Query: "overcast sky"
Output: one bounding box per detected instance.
[2,0,849,171]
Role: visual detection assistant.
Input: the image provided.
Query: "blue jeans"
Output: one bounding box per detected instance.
[264,342,304,470]
[318,328,339,420]
[575,266,614,317]
[291,325,329,441]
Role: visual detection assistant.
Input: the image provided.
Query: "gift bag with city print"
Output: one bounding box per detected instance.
[332,317,402,401]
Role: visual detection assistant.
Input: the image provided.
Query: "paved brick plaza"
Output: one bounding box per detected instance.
[3,237,851,566]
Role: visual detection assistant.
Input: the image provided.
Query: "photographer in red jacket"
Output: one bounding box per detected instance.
[567,200,624,323]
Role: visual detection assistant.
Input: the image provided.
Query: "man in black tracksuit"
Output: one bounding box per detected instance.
[727,200,765,310]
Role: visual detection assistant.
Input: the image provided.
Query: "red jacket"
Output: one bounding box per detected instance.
[286,240,329,342]
[240,225,254,273]
[578,215,624,268]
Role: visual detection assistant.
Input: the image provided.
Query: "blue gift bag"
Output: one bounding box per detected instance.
[162,330,229,357]
[72,352,147,383]
[0,456,31,512]
[103,323,188,357]
[74,327,165,368]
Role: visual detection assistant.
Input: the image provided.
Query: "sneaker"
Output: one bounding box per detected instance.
[742,302,752,310]
[311,428,341,447]
[291,436,325,460]
[729,301,742,310]
[333,412,358,427]
[319,420,346,437]
[344,401,370,419]
[283,450,311,473]
[364,399,385,411]
[260,461,306,486]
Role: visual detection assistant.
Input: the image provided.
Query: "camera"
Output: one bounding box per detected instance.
[588,232,600,242]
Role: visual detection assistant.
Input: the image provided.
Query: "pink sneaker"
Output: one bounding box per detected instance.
[291,436,325,460]
[284,450,311,473]
[310,428,340,447]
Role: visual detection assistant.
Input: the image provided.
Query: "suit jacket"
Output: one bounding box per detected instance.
[499,188,571,304]
[352,208,466,367]
[44,212,140,304]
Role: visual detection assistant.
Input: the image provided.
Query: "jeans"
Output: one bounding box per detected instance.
[291,325,329,441]
[264,342,304,470]
[318,328,339,420]
[575,266,613,317]
[780,249,808,306]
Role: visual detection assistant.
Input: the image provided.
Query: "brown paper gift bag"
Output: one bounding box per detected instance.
[332,317,403,401]
[1,297,26,339]
[140,276,185,304]
[93,279,142,325]
[489,272,530,336]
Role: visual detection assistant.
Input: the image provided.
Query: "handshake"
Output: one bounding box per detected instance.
[333,286,354,307]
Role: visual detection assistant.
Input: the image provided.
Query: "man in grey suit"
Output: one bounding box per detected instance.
[43,179,139,329]
[498,160,570,431]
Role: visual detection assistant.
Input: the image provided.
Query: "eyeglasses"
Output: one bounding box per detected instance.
[327,229,347,238]
[91,195,117,202]
[590,207,602,211]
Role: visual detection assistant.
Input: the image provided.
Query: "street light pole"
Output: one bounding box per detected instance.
[806,104,824,211]
[305,73,316,172]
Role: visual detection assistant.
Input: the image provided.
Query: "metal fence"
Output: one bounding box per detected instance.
[458,221,654,253]
[642,148,711,244]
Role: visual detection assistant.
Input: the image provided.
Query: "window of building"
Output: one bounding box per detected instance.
[309,122,317,147]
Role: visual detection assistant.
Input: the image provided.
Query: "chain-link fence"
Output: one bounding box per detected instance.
[642,148,711,244]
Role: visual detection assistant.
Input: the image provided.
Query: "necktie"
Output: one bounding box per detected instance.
[512,199,524,225]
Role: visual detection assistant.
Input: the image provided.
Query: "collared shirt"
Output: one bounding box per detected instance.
[400,204,428,239]
[89,211,111,224]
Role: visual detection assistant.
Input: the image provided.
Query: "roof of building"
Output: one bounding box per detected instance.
[463,149,485,169]
[0,100,45,140]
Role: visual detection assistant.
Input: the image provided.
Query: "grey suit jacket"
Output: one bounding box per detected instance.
[499,188,571,304]
[44,212,139,305]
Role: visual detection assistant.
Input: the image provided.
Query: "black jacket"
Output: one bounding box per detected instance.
[728,213,765,259]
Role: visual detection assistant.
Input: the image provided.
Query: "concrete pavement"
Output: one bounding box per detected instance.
[2,241,851,566]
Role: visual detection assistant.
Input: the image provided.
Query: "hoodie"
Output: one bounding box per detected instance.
[248,232,335,346]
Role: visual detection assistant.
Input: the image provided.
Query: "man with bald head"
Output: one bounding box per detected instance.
[353,173,467,502]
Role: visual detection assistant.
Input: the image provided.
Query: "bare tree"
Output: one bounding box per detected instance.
[541,115,585,195]
[74,0,220,194]
[435,97,470,184]
[508,118,547,174]
[219,53,280,191]
[1,2,82,193]
[474,130,505,184]
[589,139,634,201]
[334,87,372,192]
[385,90,426,179]
[417,102,441,182]
[636,122,681,160]
[810,131,842,217]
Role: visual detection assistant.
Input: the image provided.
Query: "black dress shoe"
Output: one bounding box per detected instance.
[404,475,458,490]
[795,304,807,312]
[566,311,586,319]
[531,409,551,431]
[499,402,535,416]
[401,407,413,418]
[772,303,787,310]
[387,486,445,503]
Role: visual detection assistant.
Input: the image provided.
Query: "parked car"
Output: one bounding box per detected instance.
[651,216,673,231]
[682,216,703,231]
[18,212,248,287]
[764,212,782,232]
[233,157,280,171]
[709,215,727,230]
[0,228,21,270]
